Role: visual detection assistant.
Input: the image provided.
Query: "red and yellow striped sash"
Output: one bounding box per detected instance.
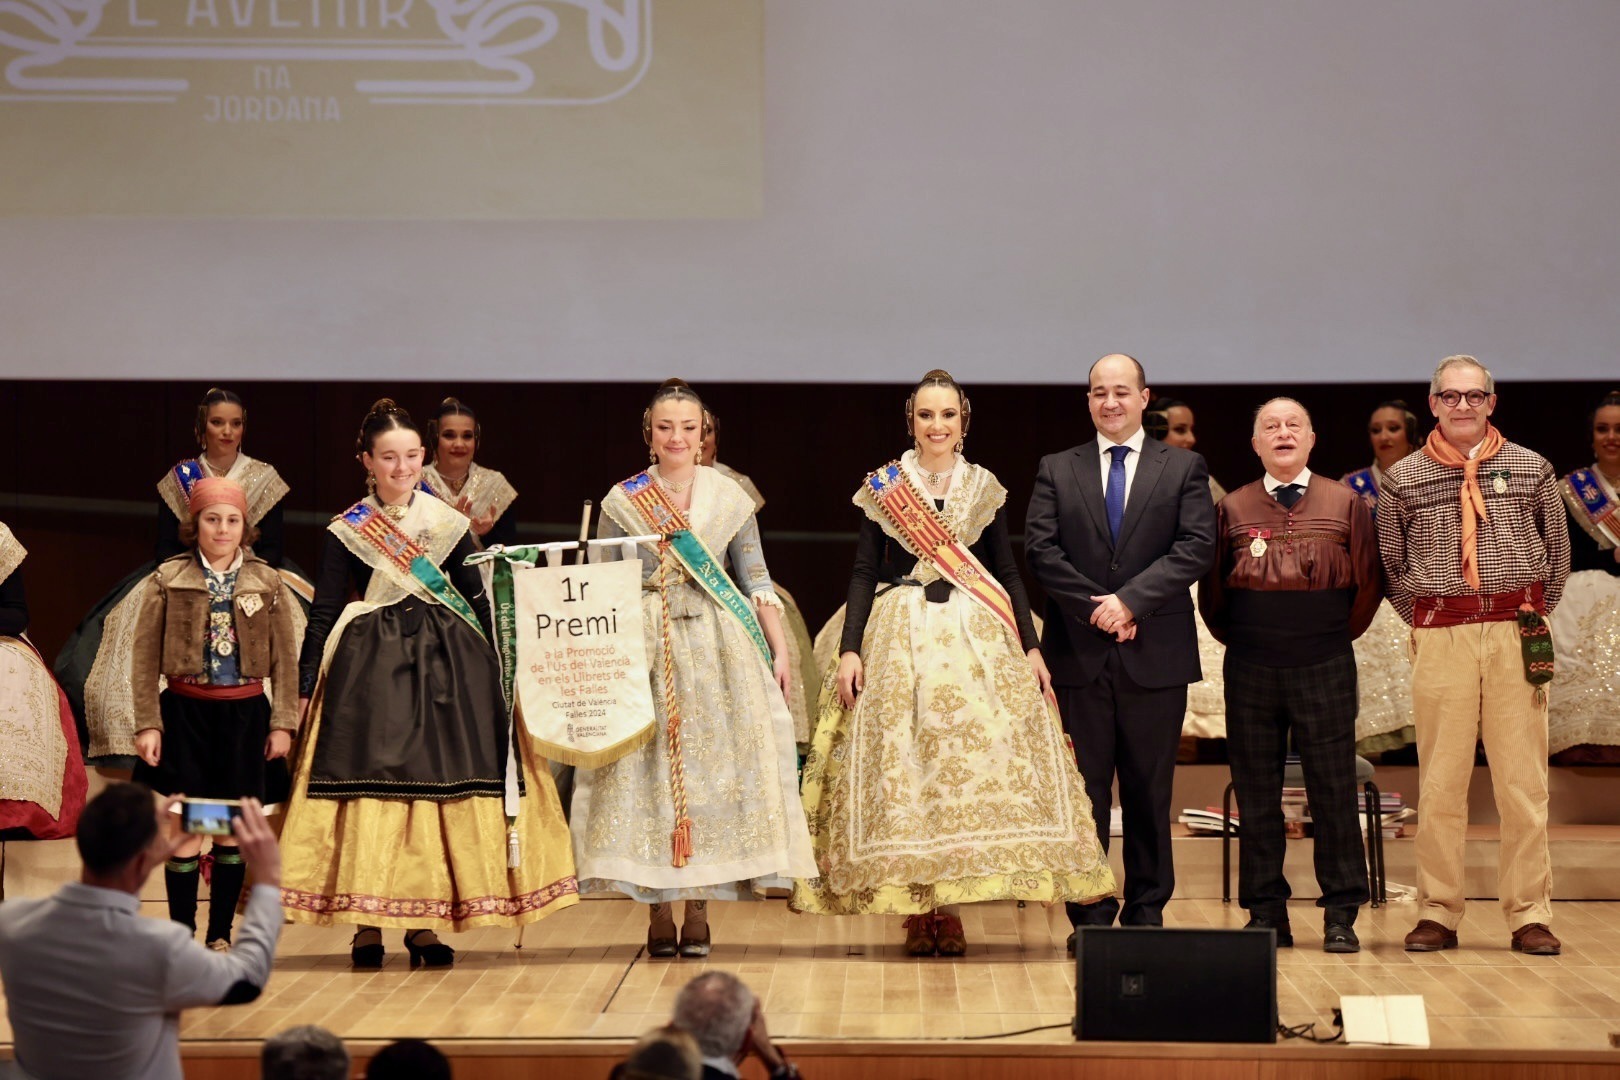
[864,462,1020,638]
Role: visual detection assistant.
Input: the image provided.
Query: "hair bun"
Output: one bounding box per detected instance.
[366,397,400,417]
[919,368,954,383]
[658,378,692,391]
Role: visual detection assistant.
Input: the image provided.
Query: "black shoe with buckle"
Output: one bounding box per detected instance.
[403,929,455,969]
[350,928,384,969]
[1323,922,1360,953]
[1245,915,1293,948]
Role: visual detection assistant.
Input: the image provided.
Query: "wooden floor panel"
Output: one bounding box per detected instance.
[5,896,1619,1057]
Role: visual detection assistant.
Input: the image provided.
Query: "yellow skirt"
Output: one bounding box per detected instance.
[280,689,578,931]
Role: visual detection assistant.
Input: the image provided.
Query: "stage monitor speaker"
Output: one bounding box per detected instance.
[1073,927,1277,1043]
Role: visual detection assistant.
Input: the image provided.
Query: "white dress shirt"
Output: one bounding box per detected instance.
[1263,466,1314,497]
[1096,427,1148,501]
[0,882,282,1080]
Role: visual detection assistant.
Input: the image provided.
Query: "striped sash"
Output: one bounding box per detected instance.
[864,462,1020,638]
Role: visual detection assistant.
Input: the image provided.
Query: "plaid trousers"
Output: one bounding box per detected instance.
[1224,650,1370,921]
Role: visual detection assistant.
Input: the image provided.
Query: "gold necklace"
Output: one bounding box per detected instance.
[657,472,693,493]
[439,469,469,495]
[918,455,956,487]
[380,501,409,521]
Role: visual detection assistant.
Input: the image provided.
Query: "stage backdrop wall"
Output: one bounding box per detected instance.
[2,377,1611,663]
[2,0,1619,384]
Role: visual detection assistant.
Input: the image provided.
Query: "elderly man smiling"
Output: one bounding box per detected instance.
[1379,356,1570,956]
[1199,397,1382,952]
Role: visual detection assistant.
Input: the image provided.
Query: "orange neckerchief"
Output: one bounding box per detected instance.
[1421,424,1506,589]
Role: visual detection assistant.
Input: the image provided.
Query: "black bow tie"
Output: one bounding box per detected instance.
[1274,483,1303,509]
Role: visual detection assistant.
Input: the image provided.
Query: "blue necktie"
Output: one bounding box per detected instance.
[1106,445,1129,544]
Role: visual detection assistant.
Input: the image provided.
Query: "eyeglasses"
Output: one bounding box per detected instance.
[1434,389,1490,408]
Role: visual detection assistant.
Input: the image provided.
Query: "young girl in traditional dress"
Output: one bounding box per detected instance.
[280,399,576,969]
[59,387,304,764]
[420,397,519,550]
[130,477,296,947]
[1549,390,1620,764]
[792,370,1114,956]
[1341,400,1423,759]
[1145,397,1229,758]
[0,522,87,843]
[700,409,820,747]
[571,379,813,957]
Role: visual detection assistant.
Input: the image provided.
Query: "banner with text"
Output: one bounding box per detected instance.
[0,0,762,218]
[511,557,654,767]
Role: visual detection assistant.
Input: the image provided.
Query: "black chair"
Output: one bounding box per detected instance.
[1220,756,1387,907]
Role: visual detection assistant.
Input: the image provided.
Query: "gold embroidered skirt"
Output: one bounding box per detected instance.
[280,691,578,931]
[776,584,819,747]
[1354,600,1417,755]
[1183,599,1228,739]
[792,588,1115,915]
[1548,570,1620,755]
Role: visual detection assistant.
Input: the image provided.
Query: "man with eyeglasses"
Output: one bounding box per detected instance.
[1378,355,1570,956]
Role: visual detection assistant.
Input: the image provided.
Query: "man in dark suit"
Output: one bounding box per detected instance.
[1026,354,1217,945]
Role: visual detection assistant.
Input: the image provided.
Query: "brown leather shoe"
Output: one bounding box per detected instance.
[1403,919,1459,952]
[935,914,966,957]
[902,914,937,957]
[1511,923,1561,956]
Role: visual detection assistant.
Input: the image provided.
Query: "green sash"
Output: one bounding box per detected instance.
[616,471,773,669]
[463,544,546,718]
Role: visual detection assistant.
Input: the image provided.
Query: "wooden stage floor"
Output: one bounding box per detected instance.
[6,895,1618,1057]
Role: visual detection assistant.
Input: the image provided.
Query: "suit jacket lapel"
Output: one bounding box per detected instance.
[1116,440,1168,551]
[1067,443,1113,548]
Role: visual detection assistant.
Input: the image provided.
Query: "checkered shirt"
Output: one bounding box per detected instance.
[1377,438,1570,624]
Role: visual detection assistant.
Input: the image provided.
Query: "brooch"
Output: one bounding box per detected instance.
[237,593,263,617]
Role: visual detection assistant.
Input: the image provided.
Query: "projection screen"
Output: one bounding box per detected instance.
[1,0,1616,384]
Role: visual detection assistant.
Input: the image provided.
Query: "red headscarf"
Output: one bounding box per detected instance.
[188,476,248,519]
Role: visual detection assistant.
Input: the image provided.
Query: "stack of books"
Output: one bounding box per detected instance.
[1178,807,1236,835]
[1176,790,1411,839]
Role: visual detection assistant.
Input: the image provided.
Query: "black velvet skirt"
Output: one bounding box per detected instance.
[133,690,291,806]
[308,600,508,801]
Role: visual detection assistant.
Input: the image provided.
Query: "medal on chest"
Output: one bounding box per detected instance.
[1489,469,1509,495]
[1248,528,1271,557]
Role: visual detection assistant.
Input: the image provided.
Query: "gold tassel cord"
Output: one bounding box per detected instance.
[658,540,695,867]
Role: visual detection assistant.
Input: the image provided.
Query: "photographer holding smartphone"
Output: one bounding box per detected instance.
[0,784,284,1080]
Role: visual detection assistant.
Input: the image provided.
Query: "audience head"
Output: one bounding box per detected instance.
[643,379,709,470]
[356,399,426,503]
[77,782,167,888]
[1145,397,1195,449]
[1428,355,1497,451]
[365,1038,451,1080]
[1087,354,1150,443]
[195,387,246,459]
[615,1025,703,1080]
[261,1025,350,1080]
[1367,400,1419,470]
[672,971,756,1062]
[906,369,970,456]
[1250,397,1315,481]
[428,397,480,471]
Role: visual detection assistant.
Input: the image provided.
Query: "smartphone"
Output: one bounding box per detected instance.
[179,798,241,836]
